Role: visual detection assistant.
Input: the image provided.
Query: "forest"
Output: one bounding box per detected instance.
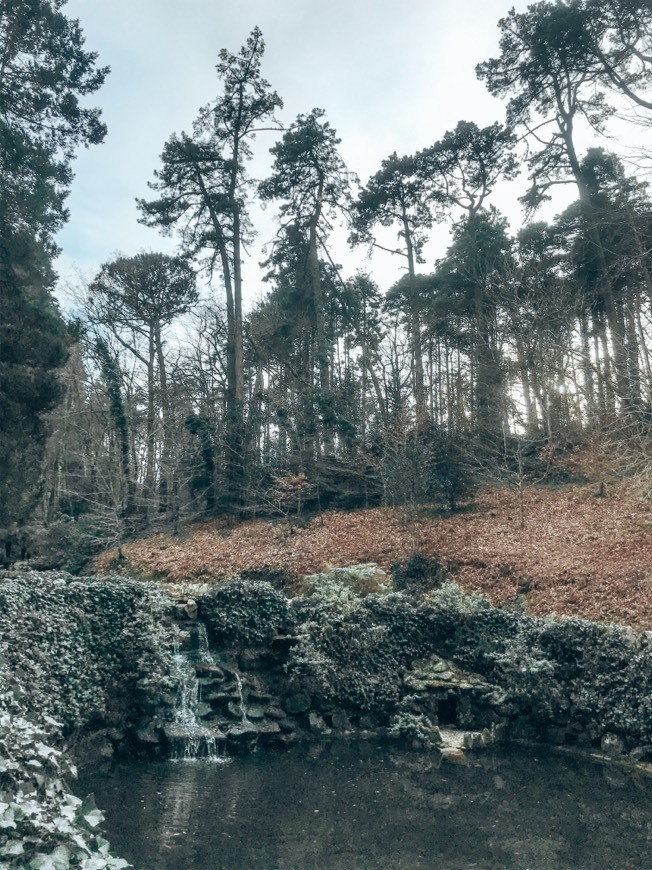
[3,0,652,570]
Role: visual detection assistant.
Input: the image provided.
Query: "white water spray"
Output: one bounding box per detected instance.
[169,623,225,762]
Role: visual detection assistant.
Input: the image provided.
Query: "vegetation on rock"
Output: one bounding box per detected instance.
[0,570,175,867]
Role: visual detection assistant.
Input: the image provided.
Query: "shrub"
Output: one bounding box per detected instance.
[198,577,289,646]
[391,553,447,596]
[0,570,174,731]
[383,426,476,511]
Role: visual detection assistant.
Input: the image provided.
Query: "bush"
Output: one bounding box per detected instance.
[0,570,174,731]
[391,553,447,596]
[198,577,289,646]
[383,426,475,511]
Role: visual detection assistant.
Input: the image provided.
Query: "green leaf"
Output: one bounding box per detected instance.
[77,794,104,830]
[0,841,25,857]
[29,845,71,869]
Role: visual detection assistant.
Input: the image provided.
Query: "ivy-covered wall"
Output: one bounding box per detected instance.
[3,564,652,867]
[197,568,652,754]
[279,577,652,752]
[0,569,175,868]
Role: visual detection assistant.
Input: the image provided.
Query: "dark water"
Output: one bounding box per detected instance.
[76,740,652,869]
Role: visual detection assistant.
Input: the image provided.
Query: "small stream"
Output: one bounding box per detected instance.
[76,740,652,869]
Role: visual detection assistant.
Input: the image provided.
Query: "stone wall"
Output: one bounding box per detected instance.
[188,576,652,763]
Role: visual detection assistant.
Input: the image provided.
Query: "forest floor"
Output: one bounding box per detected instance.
[96,481,652,630]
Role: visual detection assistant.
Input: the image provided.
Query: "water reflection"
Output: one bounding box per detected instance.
[76,741,652,869]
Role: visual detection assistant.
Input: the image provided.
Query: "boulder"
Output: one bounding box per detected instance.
[195,662,225,679]
[226,701,245,720]
[226,723,259,746]
[283,692,311,715]
[308,713,328,733]
[271,635,300,654]
[630,745,652,763]
[601,733,625,757]
[245,705,266,721]
[257,721,282,742]
[330,710,352,731]
[264,706,286,721]
[195,702,212,719]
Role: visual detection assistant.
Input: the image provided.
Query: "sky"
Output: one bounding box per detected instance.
[55,0,576,310]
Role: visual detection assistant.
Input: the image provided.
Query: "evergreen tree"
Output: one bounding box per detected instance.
[0,0,108,528]
[139,27,282,509]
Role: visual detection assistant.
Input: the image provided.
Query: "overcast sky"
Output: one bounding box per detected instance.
[56,0,575,309]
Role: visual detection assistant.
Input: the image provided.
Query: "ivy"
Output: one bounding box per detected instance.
[0,569,175,867]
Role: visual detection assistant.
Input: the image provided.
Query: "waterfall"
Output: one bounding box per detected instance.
[167,623,226,762]
[232,672,249,723]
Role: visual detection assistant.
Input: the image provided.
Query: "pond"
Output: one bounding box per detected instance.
[76,740,652,869]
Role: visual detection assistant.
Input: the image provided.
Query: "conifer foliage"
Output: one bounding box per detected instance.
[0,0,108,527]
[8,5,652,560]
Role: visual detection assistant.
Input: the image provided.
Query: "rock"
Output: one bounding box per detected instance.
[463,732,484,750]
[204,689,230,704]
[283,692,311,714]
[226,701,245,720]
[163,723,204,741]
[601,732,625,757]
[430,659,448,674]
[226,723,259,744]
[257,721,282,738]
[271,635,300,654]
[195,702,212,719]
[248,691,272,703]
[184,599,198,620]
[245,705,266,721]
[278,732,300,748]
[278,718,296,734]
[440,729,465,751]
[264,706,286,721]
[630,745,652,763]
[308,712,328,733]
[207,727,227,743]
[195,662,225,678]
[330,710,352,731]
[441,747,467,764]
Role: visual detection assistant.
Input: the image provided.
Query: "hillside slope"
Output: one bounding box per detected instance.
[97,484,652,629]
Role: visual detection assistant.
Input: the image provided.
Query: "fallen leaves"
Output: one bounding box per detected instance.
[95,483,652,630]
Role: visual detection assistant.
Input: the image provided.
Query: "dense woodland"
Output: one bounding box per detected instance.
[3,1,652,566]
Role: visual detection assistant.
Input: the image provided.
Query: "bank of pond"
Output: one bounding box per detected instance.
[2,565,652,867]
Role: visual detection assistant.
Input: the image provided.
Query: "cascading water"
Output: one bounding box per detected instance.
[167,623,226,762]
[232,672,249,723]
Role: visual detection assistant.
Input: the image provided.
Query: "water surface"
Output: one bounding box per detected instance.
[76,740,652,869]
